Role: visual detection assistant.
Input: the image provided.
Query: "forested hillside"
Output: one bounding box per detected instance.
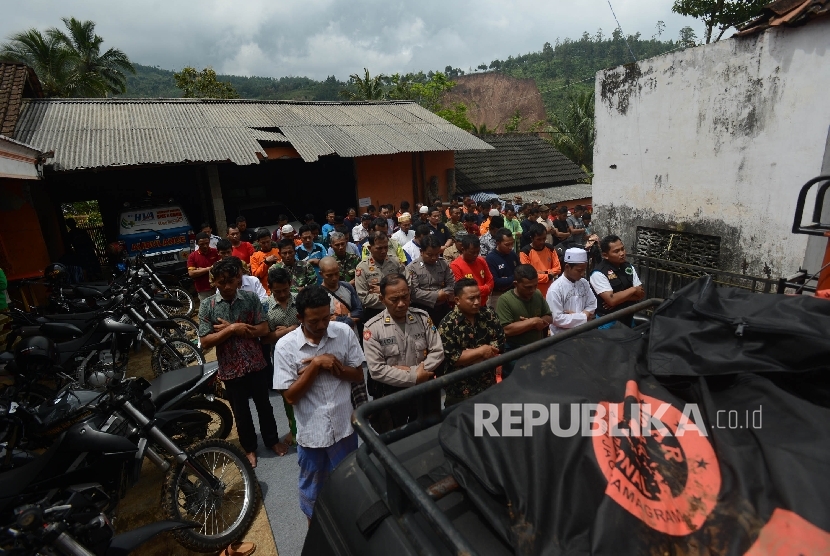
[123,24,686,117]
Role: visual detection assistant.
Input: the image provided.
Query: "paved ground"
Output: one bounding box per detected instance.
[247,392,308,556]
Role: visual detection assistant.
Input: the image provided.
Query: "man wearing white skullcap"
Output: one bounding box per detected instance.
[545,247,597,335]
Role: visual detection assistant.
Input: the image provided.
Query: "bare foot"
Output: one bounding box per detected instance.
[272,442,290,456]
[283,432,295,446]
[245,451,257,468]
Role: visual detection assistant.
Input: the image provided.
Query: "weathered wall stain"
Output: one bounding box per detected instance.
[593,20,829,279]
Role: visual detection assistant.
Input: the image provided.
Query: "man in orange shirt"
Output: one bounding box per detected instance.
[250,229,281,293]
[520,222,561,296]
[450,235,495,307]
[479,208,500,236]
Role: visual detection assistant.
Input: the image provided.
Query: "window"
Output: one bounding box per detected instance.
[635,227,721,268]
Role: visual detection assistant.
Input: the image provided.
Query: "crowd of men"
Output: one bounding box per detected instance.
[192,195,645,523]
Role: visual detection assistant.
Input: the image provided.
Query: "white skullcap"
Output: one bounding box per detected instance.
[564,248,588,264]
[281,224,295,234]
[419,206,430,214]
[488,208,500,217]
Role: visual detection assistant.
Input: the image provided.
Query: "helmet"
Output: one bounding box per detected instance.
[43,263,69,284]
[14,336,60,375]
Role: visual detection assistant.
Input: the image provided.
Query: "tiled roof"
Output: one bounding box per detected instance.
[0,63,43,136]
[737,0,829,36]
[496,184,593,205]
[454,134,588,194]
[12,98,493,170]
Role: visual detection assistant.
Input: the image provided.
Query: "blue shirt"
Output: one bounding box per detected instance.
[486,249,521,292]
[296,242,326,284]
[322,223,336,239]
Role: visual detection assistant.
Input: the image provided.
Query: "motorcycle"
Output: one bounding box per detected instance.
[0,363,256,553]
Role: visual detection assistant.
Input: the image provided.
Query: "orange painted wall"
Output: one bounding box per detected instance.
[354,151,454,212]
[0,179,52,280]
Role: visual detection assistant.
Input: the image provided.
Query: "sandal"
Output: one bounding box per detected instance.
[222,541,256,556]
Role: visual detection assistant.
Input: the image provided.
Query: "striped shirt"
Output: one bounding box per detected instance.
[273,321,366,448]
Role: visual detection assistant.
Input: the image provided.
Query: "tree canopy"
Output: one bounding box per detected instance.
[672,0,767,43]
[173,67,240,99]
[0,17,134,97]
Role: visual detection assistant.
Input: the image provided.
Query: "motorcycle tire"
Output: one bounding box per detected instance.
[158,288,195,319]
[162,438,259,552]
[176,398,233,441]
[169,316,200,347]
[151,338,205,377]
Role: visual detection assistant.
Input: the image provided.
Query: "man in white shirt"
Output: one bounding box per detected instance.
[403,224,430,264]
[391,212,415,247]
[273,285,365,523]
[351,213,373,246]
[215,240,267,301]
[200,222,222,249]
[546,248,597,335]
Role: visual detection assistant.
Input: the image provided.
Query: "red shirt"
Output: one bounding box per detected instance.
[231,241,255,264]
[187,248,220,292]
[450,256,495,306]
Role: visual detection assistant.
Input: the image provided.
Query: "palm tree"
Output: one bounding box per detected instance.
[339,68,386,101]
[548,90,595,174]
[0,29,73,97]
[0,17,134,97]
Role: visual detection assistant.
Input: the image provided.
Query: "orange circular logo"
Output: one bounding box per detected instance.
[592,380,721,536]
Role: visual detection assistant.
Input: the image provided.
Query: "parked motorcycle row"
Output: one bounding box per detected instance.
[0,255,255,555]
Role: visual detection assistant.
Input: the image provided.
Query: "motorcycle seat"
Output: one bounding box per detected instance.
[146,365,204,408]
[43,311,104,323]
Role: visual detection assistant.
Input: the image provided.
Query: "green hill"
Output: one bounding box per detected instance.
[123,25,683,118]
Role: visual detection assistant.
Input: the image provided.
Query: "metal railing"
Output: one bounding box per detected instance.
[351,299,662,555]
[627,254,782,298]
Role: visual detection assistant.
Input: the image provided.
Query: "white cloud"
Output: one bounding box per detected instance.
[0,0,705,80]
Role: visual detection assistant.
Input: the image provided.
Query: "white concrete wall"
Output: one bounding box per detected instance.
[593,19,830,277]
[0,137,40,179]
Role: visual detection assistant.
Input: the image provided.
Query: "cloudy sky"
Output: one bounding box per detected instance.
[2,0,701,80]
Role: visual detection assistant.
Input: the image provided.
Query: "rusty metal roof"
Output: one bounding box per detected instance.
[454,134,588,195]
[12,98,493,170]
[737,0,829,36]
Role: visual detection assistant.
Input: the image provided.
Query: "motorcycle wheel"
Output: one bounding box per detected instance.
[162,439,259,552]
[176,398,233,441]
[169,317,200,347]
[151,338,205,377]
[158,288,195,318]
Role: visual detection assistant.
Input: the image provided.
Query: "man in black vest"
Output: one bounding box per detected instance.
[589,235,645,328]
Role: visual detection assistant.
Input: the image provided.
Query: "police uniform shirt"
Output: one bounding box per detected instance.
[355,256,404,310]
[363,307,444,387]
[406,257,455,308]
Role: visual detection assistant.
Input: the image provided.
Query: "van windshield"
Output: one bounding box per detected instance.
[119,206,188,235]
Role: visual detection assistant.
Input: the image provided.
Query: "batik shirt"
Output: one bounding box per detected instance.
[437,306,505,400]
[264,293,299,331]
[198,290,267,381]
[273,260,317,293]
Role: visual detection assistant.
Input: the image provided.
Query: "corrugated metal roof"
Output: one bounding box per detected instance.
[497,184,593,205]
[12,98,492,170]
[454,134,588,194]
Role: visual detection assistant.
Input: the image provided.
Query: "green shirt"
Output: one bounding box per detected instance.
[273,260,318,293]
[334,252,360,283]
[496,289,551,347]
[503,217,523,253]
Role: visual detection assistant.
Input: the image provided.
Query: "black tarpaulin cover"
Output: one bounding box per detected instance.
[439,277,830,555]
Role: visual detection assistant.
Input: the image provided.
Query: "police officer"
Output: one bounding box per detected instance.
[588,234,645,328]
[406,234,455,325]
[363,273,444,433]
[355,231,405,323]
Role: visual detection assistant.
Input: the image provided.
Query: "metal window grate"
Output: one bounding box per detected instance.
[635,227,721,268]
